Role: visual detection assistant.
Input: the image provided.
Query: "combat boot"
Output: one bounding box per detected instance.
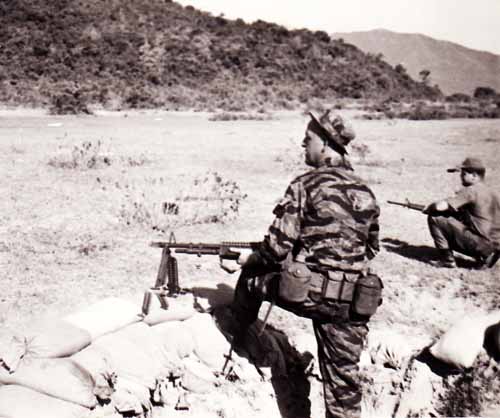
[477,249,500,270]
[431,249,456,268]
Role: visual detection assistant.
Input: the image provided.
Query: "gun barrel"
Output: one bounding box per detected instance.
[174,248,220,256]
[150,241,260,249]
[150,242,220,249]
[387,200,406,207]
[387,200,425,211]
[221,241,260,248]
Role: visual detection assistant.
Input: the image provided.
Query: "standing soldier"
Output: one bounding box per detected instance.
[423,157,500,268]
[221,110,381,418]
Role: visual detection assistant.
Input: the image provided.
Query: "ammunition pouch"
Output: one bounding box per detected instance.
[279,259,383,317]
[279,260,312,303]
[309,270,357,303]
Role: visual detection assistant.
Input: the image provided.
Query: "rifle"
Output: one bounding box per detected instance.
[387,199,425,212]
[148,233,260,304]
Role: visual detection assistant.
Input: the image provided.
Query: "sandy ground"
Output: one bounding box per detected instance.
[1,108,500,416]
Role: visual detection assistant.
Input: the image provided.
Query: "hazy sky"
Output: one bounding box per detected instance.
[176,0,500,55]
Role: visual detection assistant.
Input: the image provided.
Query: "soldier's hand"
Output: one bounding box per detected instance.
[423,201,449,215]
[422,203,434,214]
[219,258,241,274]
[236,248,254,266]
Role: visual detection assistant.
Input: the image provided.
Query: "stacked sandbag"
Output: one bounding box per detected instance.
[72,324,160,391]
[184,313,233,370]
[71,320,189,414]
[151,320,196,362]
[0,357,96,408]
[128,291,197,326]
[110,376,153,416]
[0,318,92,372]
[64,297,142,340]
[1,297,294,418]
[0,385,88,418]
[0,318,96,411]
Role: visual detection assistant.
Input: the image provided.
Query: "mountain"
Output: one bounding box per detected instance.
[0,1,441,112]
[332,29,500,96]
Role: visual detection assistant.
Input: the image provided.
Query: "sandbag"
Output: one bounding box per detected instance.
[0,319,91,371]
[181,355,217,394]
[430,310,500,368]
[126,291,197,325]
[73,330,158,389]
[70,345,115,403]
[64,297,141,340]
[0,357,96,408]
[111,376,152,415]
[152,321,196,361]
[113,322,178,377]
[0,385,88,418]
[184,313,232,369]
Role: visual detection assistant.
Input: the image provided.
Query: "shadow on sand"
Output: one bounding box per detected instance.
[382,238,478,269]
[382,238,439,263]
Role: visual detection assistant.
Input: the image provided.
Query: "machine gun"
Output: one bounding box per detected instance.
[144,234,261,313]
[387,199,425,212]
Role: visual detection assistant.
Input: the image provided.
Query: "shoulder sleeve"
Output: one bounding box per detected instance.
[259,180,304,262]
[447,187,476,210]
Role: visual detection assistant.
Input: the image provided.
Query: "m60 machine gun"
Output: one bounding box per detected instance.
[143,233,260,314]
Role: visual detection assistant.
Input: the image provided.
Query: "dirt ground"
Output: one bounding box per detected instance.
[1,107,500,417]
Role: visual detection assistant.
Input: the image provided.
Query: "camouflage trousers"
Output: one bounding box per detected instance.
[232,265,369,418]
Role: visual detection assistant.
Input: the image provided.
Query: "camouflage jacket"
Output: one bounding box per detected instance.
[259,162,380,272]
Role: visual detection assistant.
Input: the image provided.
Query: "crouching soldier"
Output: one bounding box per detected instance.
[423,157,500,269]
[221,110,381,418]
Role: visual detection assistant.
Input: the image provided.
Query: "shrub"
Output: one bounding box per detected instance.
[407,103,448,120]
[445,93,472,103]
[208,112,272,121]
[115,171,247,231]
[48,140,112,169]
[48,140,151,169]
[474,86,497,100]
[438,354,500,417]
[49,89,92,115]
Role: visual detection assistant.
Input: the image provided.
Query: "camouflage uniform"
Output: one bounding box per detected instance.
[232,159,380,418]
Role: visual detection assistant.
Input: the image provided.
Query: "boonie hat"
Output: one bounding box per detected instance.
[308,110,355,156]
[447,157,486,173]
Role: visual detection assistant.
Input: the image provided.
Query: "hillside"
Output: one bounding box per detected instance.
[0,0,441,112]
[333,29,500,96]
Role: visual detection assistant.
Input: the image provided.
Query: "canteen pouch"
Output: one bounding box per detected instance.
[279,260,312,303]
[352,273,383,316]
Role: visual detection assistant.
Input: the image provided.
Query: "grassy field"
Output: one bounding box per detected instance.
[1,108,500,416]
